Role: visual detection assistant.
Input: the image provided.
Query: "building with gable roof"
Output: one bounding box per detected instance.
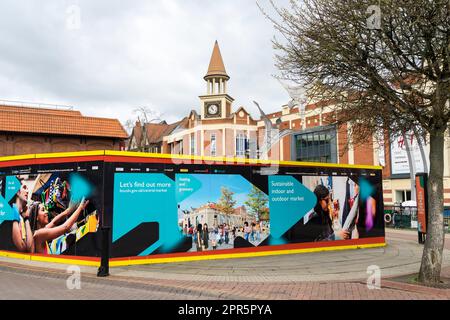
[0,102,127,156]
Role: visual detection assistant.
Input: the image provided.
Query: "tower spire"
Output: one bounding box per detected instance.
[204,41,229,80]
[200,41,234,120]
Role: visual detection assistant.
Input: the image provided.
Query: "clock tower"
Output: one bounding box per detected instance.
[200,41,234,120]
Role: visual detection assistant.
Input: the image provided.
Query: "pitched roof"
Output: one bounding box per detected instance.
[144,123,172,144]
[204,41,229,80]
[0,105,128,139]
[131,122,143,145]
[142,119,186,144]
[233,106,254,119]
[0,105,82,117]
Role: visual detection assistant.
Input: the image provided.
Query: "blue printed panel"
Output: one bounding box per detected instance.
[0,195,15,225]
[269,176,317,244]
[5,176,21,202]
[113,173,182,255]
[0,176,20,225]
[176,174,202,203]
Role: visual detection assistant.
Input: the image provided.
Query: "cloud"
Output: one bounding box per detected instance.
[0,0,291,124]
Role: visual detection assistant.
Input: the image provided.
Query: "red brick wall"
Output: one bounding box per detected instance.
[291,119,302,130]
[235,115,248,125]
[306,115,320,129]
[0,134,121,157]
[283,136,291,161]
[382,132,392,179]
[322,112,336,126]
[383,190,393,203]
[337,123,349,164]
[354,139,374,165]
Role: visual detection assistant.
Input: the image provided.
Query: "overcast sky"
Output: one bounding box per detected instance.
[0,0,292,125]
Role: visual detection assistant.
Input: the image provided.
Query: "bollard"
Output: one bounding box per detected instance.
[97,226,110,277]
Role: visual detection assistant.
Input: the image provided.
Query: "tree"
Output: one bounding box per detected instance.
[122,119,135,136]
[123,107,164,151]
[133,106,162,124]
[217,187,237,215]
[260,0,450,285]
[245,186,269,222]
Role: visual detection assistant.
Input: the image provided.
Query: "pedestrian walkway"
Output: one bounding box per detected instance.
[0,230,449,300]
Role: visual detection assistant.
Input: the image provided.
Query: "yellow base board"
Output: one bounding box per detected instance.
[0,251,100,267]
[0,242,386,268]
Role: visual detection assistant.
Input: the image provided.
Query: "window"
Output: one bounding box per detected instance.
[151,146,159,153]
[395,190,412,203]
[236,133,247,158]
[211,133,217,157]
[295,127,337,163]
[178,140,183,155]
[190,134,196,155]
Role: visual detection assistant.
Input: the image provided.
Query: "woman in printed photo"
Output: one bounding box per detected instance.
[194,223,203,252]
[11,182,33,253]
[202,223,209,250]
[28,198,89,254]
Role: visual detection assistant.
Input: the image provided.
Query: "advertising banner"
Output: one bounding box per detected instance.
[0,153,385,261]
[107,161,385,258]
[390,134,429,175]
[0,162,103,257]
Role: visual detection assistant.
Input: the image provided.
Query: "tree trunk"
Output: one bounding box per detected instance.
[418,128,446,285]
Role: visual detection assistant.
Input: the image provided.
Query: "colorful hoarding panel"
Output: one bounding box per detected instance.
[0,162,104,257]
[0,156,384,260]
[106,161,385,258]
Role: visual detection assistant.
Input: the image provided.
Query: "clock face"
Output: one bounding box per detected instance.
[207,104,219,116]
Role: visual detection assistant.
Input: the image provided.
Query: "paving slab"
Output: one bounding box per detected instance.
[0,229,449,300]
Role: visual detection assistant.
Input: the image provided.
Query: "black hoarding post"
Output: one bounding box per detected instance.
[97,226,110,277]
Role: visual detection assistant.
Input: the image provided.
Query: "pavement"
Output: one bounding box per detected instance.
[0,228,449,300]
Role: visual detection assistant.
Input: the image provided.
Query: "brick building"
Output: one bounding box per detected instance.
[128,41,450,208]
[129,41,378,164]
[129,41,258,158]
[0,103,127,156]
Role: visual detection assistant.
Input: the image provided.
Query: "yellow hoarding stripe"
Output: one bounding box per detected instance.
[0,150,383,170]
[0,251,100,267]
[109,243,386,267]
[104,150,383,170]
[30,256,99,267]
[0,154,36,162]
[0,251,32,260]
[1,243,385,268]
[35,150,106,159]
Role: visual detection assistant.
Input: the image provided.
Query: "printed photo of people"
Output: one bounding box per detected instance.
[177,174,270,252]
[2,173,98,255]
[289,176,378,243]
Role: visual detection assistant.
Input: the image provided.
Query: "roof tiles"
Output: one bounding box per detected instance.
[0,105,128,139]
